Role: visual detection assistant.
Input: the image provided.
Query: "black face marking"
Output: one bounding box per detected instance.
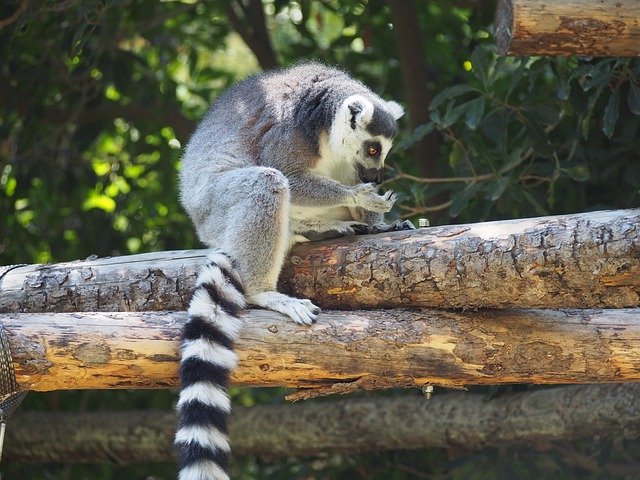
[366,105,398,138]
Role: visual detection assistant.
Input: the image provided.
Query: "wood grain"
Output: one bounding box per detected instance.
[1,209,639,312]
[495,0,640,56]
[4,307,640,391]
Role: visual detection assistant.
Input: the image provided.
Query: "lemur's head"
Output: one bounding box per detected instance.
[329,94,404,185]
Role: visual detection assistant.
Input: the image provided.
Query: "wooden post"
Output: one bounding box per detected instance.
[4,308,640,392]
[495,0,640,56]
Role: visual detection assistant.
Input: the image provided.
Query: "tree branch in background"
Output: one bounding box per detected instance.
[226,0,279,70]
[0,0,29,31]
[7,384,640,463]
[387,0,441,180]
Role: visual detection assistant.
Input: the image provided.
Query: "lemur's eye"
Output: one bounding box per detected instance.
[368,145,381,157]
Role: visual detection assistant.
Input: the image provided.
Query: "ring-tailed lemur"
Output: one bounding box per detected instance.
[176,62,413,480]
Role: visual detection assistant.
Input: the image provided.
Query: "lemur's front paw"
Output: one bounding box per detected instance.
[247,291,320,325]
[352,183,396,213]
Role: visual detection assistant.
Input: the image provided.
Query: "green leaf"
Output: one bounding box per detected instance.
[442,100,467,127]
[507,57,528,98]
[527,104,560,126]
[449,183,483,218]
[628,81,640,115]
[556,73,570,100]
[393,123,435,152]
[582,60,613,92]
[430,84,479,110]
[480,108,507,149]
[470,47,490,88]
[486,177,509,201]
[563,165,590,182]
[602,84,621,138]
[502,147,526,171]
[523,115,553,156]
[464,97,485,130]
[448,142,463,168]
[82,194,116,213]
[521,189,548,216]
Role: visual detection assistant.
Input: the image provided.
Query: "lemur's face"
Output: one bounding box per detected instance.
[329,95,404,185]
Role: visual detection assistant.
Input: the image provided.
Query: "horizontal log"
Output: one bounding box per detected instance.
[4,308,640,392]
[7,384,640,463]
[1,209,639,312]
[494,0,640,56]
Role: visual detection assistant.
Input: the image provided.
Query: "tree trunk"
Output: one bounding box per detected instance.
[387,0,441,180]
[1,209,638,313]
[4,307,640,392]
[7,384,640,463]
[226,0,279,70]
[494,0,640,56]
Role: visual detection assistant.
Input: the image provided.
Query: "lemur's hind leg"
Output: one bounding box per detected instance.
[195,166,320,325]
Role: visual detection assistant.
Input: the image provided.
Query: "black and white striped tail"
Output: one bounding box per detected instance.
[176,250,246,480]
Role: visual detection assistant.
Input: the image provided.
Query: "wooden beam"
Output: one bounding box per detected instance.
[494,0,640,56]
[7,384,640,463]
[4,308,640,392]
[1,209,639,312]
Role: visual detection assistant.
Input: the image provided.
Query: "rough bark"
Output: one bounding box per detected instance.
[7,384,640,463]
[1,209,638,313]
[4,307,640,392]
[494,0,640,56]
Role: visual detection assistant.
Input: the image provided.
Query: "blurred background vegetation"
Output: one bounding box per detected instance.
[1,0,639,479]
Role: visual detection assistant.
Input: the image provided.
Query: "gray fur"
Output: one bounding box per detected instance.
[180,62,412,322]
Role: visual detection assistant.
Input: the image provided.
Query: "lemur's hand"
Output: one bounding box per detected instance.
[352,183,396,213]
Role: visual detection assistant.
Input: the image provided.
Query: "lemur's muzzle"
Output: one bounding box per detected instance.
[357,165,384,185]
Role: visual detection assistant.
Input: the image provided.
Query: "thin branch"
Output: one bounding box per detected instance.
[0,0,29,31]
[399,200,453,216]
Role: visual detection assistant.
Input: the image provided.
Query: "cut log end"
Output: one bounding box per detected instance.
[493,0,513,56]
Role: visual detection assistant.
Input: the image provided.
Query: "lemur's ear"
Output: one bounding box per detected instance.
[343,95,374,130]
[385,100,404,120]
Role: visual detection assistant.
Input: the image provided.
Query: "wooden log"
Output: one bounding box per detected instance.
[1,209,639,312]
[7,384,640,463]
[494,0,640,56]
[3,307,640,392]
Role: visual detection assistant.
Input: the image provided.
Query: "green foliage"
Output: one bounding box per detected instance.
[390,48,640,223]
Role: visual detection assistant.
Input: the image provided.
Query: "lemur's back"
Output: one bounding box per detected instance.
[182,63,371,166]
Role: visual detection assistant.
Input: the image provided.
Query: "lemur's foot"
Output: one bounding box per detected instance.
[247,291,320,325]
[352,219,416,235]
